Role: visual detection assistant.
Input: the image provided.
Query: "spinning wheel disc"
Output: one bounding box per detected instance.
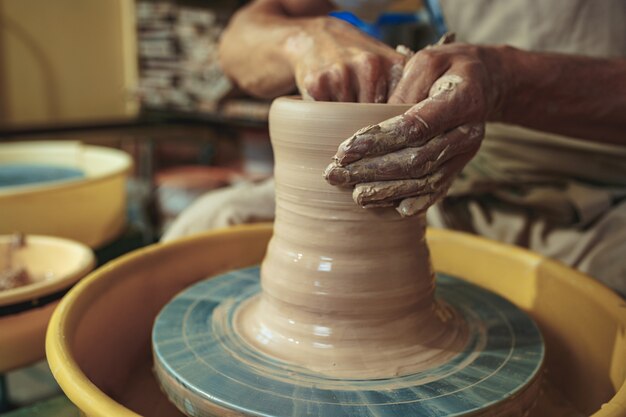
[153,266,544,417]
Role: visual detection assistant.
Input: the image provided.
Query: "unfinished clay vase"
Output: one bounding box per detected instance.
[235,97,468,379]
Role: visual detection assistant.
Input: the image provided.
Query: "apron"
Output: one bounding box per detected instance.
[430,0,626,295]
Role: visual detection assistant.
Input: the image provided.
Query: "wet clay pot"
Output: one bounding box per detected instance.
[235,97,468,379]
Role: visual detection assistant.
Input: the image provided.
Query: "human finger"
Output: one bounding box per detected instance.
[388,34,454,104]
[357,51,407,103]
[388,48,449,104]
[381,46,411,99]
[334,72,478,165]
[433,32,456,46]
[353,178,440,207]
[348,52,382,103]
[325,123,484,185]
[396,189,445,217]
[373,76,388,103]
[328,64,356,102]
[300,71,331,101]
[387,60,405,99]
[351,151,471,207]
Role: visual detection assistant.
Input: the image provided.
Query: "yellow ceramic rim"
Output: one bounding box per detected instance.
[0,144,132,197]
[46,224,269,417]
[46,224,626,416]
[0,235,95,306]
[46,248,148,417]
[427,228,626,417]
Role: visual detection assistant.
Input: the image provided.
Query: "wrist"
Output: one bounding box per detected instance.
[481,44,520,122]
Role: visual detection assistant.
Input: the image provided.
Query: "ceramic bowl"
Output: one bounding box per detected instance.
[0,141,132,248]
[46,224,626,417]
[0,234,95,372]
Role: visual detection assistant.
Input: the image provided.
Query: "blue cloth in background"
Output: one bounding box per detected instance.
[329,0,447,41]
[423,0,448,37]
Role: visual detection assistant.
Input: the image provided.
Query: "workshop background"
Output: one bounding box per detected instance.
[0,0,430,415]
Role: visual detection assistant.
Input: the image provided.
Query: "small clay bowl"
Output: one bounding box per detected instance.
[0,234,95,372]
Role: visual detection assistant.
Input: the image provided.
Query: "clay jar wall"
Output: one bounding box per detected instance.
[235,97,467,379]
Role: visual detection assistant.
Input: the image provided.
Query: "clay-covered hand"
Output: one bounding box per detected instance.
[324,43,507,215]
[288,17,407,103]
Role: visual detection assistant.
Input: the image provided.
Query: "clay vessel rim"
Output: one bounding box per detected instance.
[276,96,412,111]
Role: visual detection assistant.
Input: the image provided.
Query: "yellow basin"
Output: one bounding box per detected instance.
[46,224,626,417]
[0,141,132,248]
[1,234,95,372]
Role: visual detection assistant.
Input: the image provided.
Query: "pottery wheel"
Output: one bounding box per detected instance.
[153,266,544,417]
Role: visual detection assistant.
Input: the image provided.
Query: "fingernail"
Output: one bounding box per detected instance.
[335,125,381,165]
[361,201,395,209]
[353,185,371,206]
[396,195,431,217]
[355,186,394,207]
[323,164,350,185]
[334,142,361,165]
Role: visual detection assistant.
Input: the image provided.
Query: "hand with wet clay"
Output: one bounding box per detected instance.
[287,18,407,103]
[219,0,408,103]
[325,43,504,216]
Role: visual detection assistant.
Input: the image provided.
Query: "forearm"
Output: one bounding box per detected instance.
[218,0,334,98]
[493,46,626,145]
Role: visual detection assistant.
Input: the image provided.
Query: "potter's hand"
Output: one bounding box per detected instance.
[324,43,507,216]
[289,17,407,102]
